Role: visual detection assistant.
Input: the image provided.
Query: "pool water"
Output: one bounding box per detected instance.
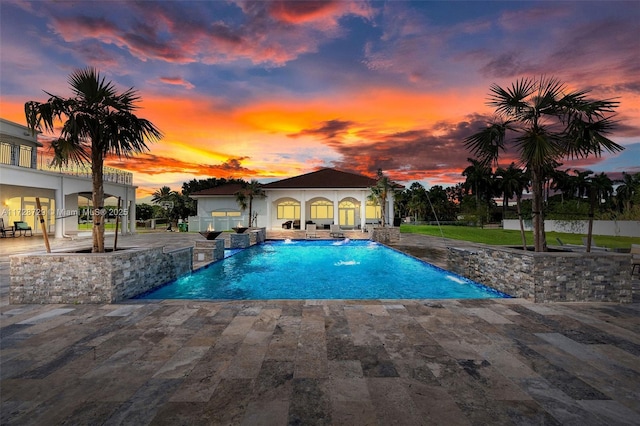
[138,240,510,300]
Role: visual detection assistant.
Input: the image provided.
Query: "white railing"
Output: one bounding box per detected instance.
[36,152,133,185]
[1,143,134,185]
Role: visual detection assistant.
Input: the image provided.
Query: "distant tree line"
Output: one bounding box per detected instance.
[395,164,640,224]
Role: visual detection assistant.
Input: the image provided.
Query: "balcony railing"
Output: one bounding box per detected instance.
[0,145,133,186]
[37,153,133,185]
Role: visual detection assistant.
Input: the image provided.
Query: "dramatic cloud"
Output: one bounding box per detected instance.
[1,0,638,199]
[288,119,355,140]
[158,76,195,90]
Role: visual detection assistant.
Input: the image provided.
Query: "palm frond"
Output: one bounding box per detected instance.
[488,78,536,118]
[513,127,563,169]
[464,121,513,166]
[49,137,90,167]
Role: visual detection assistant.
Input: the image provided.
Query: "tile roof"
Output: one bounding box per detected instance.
[263,168,378,189]
[189,183,244,196]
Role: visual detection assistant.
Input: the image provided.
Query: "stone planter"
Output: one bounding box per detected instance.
[447,245,633,303]
[371,227,400,244]
[10,246,192,304]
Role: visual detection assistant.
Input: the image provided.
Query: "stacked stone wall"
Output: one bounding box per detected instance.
[10,246,193,304]
[447,246,632,303]
[371,227,400,244]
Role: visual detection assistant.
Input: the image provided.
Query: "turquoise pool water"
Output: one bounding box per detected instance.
[138,240,510,300]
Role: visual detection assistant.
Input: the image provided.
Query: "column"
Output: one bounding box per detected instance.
[54,185,64,238]
[129,199,136,234]
[300,191,306,228]
[333,190,339,226]
[360,190,367,230]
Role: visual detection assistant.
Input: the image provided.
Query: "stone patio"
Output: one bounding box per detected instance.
[1,232,639,425]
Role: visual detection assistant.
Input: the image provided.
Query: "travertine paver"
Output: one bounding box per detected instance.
[1,233,639,424]
[2,299,640,425]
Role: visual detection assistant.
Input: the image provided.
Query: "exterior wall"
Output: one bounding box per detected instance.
[190,187,398,232]
[193,196,267,231]
[447,246,632,303]
[503,219,640,238]
[1,118,137,238]
[266,188,377,230]
[10,246,192,304]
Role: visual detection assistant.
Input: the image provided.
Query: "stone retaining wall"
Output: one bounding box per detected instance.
[371,227,400,244]
[447,246,632,303]
[10,246,193,304]
[194,239,225,263]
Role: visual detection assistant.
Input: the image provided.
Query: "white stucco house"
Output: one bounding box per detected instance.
[0,117,137,238]
[188,168,400,232]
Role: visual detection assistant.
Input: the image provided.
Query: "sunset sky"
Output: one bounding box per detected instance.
[1,0,639,201]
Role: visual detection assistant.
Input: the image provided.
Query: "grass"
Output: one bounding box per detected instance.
[400,224,640,249]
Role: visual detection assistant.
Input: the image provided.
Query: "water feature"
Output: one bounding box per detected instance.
[138,240,509,300]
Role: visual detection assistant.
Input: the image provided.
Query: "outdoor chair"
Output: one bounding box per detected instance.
[305,223,317,239]
[555,237,585,251]
[631,244,640,276]
[282,220,293,229]
[292,220,301,230]
[14,221,33,236]
[1,218,14,237]
[329,224,344,238]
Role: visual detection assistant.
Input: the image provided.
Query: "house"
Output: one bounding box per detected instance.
[0,117,137,238]
[188,168,401,232]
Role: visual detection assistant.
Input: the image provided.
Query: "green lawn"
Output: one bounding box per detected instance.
[400,224,640,249]
[78,223,118,231]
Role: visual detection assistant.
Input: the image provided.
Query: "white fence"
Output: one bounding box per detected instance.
[503,219,640,237]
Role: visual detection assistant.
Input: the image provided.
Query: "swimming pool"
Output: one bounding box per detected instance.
[138,240,510,300]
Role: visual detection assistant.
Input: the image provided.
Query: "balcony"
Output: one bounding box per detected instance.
[0,144,133,186]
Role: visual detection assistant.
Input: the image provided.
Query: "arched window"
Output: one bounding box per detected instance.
[277,200,300,219]
[366,199,381,221]
[310,199,333,220]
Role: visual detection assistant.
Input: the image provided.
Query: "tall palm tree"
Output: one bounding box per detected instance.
[464,76,622,251]
[152,186,177,226]
[369,169,394,226]
[584,172,613,252]
[25,68,161,252]
[549,168,572,203]
[151,186,176,204]
[235,180,265,227]
[462,158,493,205]
[496,163,530,249]
[615,172,640,214]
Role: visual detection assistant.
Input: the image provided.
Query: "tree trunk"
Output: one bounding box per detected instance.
[248,197,253,227]
[586,190,596,253]
[516,194,527,250]
[92,151,105,253]
[531,168,546,252]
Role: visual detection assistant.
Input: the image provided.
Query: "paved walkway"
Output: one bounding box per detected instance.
[1,233,639,425]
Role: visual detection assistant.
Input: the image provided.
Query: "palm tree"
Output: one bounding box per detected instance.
[464,76,622,251]
[407,182,428,222]
[235,180,265,227]
[151,186,176,204]
[549,168,572,203]
[615,172,640,214]
[368,169,394,226]
[25,68,161,252]
[462,158,495,225]
[496,163,530,249]
[152,186,178,228]
[585,172,613,252]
